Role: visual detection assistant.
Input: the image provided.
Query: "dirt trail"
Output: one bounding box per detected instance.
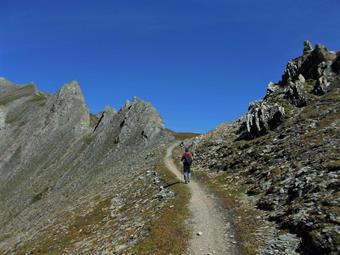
[165,142,237,255]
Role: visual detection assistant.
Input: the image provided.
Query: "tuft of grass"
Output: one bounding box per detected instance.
[129,151,191,255]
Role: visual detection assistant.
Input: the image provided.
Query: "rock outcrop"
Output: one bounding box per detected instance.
[313,75,331,95]
[303,40,313,55]
[281,43,336,85]
[238,101,285,139]
[284,76,308,107]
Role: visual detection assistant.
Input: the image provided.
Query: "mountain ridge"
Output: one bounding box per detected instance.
[0,78,174,254]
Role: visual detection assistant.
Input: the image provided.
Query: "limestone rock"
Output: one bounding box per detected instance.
[303,40,313,54]
[298,74,306,83]
[281,41,336,84]
[313,76,330,95]
[284,82,307,107]
[238,101,285,139]
[266,82,280,95]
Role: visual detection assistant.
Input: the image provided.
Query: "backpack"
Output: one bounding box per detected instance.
[183,152,193,166]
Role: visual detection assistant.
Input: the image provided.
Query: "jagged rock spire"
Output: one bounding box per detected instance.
[57,80,86,102]
[303,40,313,54]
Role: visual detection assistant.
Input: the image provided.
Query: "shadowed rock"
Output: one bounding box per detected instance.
[281,41,336,84]
[303,40,313,55]
[238,101,285,139]
[331,52,340,74]
[284,77,307,107]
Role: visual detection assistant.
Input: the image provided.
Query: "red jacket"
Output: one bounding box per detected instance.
[181,152,193,161]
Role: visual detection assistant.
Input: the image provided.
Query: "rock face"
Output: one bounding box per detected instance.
[192,41,340,255]
[0,79,172,254]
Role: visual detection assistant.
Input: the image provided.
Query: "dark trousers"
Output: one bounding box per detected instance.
[183,164,191,183]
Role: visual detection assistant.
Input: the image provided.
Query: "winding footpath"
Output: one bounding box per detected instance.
[164,142,237,255]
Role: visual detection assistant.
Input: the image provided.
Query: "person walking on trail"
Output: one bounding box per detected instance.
[181,147,193,184]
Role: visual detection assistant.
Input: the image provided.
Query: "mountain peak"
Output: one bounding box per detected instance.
[58,80,85,102]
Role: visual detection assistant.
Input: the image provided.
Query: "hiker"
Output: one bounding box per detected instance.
[181,147,193,184]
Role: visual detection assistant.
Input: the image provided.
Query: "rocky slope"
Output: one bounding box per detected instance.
[192,41,339,254]
[0,79,174,254]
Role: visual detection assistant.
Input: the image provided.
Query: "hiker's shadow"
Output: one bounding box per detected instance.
[164,181,181,188]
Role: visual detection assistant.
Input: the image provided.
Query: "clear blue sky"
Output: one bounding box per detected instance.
[0,0,339,133]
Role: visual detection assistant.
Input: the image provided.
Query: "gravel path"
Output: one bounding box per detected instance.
[165,142,237,255]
